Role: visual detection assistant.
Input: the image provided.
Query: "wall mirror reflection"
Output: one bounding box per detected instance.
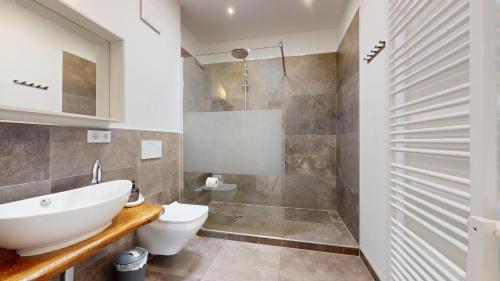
[62,51,98,116]
[0,0,116,119]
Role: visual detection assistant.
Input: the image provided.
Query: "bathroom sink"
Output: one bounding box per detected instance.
[0,180,132,256]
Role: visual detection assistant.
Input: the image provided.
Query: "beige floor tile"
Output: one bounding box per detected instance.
[202,240,281,281]
[278,248,373,281]
[146,237,371,281]
[146,271,201,281]
[147,236,225,279]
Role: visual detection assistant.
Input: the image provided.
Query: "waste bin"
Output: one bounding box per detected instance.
[114,247,148,281]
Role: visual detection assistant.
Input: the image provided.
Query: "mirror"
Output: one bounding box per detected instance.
[62,51,97,116]
[0,0,117,120]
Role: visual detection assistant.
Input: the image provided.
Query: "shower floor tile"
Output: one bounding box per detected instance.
[204,213,236,232]
[231,216,283,237]
[284,208,332,223]
[203,202,358,247]
[282,220,357,247]
[208,201,246,215]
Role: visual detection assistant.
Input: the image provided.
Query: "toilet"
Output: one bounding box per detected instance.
[137,201,208,255]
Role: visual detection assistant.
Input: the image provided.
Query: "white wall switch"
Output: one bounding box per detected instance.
[141,140,162,159]
[87,130,112,143]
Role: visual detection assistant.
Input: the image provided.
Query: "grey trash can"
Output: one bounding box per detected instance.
[114,247,148,281]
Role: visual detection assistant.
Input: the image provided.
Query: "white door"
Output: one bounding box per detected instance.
[386,0,499,280]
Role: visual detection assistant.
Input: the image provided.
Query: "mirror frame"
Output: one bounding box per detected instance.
[0,0,125,127]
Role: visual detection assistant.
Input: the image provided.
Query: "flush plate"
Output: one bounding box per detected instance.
[141,140,162,159]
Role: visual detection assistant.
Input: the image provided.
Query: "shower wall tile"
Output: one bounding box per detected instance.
[204,61,246,101]
[336,133,359,190]
[62,51,97,117]
[285,94,336,135]
[139,161,179,200]
[211,174,283,207]
[189,52,338,212]
[50,174,90,194]
[50,167,140,194]
[336,179,359,240]
[285,118,336,136]
[282,53,338,211]
[284,53,337,97]
[0,123,50,187]
[75,233,136,271]
[138,130,181,163]
[284,175,336,210]
[337,74,359,134]
[144,189,175,205]
[285,95,336,119]
[207,98,236,111]
[74,234,136,281]
[0,122,181,206]
[50,127,139,179]
[183,172,212,205]
[285,135,336,156]
[285,155,336,180]
[336,11,360,241]
[202,57,284,112]
[103,167,140,183]
[0,180,50,204]
[285,135,336,180]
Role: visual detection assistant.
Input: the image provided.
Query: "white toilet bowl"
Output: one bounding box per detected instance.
[138,201,208,255]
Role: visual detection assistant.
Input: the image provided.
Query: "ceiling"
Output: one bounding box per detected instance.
[180,0,348,44]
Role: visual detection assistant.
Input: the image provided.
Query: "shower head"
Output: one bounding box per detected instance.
[231,48,248,60]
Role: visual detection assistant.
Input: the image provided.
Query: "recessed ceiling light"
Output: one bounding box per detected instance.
[227,7,235,15]
[302,0,314,7]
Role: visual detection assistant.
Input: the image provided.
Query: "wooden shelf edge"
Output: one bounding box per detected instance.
[0,203,162,281]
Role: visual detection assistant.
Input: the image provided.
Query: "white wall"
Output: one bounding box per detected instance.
[337,0,361,50]
[337,0,389,280]
[0,0,98,113]
[61,0,182,133]
[181,24,202,55]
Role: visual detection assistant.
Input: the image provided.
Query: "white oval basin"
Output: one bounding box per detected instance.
[0,180,132,256]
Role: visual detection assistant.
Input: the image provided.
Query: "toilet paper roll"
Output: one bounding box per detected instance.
[213,174,224,185]
[205,177,219,189]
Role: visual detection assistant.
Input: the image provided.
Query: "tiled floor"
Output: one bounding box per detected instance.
[203,202,357,247]
[146,236,373,281]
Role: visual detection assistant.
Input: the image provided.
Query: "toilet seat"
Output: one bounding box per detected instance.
[158,202,208,224]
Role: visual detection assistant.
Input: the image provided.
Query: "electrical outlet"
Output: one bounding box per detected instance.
[87,130,112,143]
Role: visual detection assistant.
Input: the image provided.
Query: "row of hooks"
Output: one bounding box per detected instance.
[363,40,386,64]
[13,80,49,90]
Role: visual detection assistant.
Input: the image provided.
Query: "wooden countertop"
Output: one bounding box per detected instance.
[0,203,163,281]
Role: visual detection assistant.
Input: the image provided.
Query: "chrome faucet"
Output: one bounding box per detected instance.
[91,160,102,184]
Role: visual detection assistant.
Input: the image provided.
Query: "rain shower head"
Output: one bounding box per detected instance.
[231,48,248,60]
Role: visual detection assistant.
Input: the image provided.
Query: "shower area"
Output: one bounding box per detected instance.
[182,14,359,250]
